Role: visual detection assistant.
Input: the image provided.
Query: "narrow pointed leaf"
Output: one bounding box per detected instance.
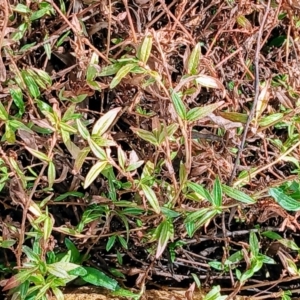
[88,138,107,160]
[187,181,213,204]
[47,161,55,188]
[141,184,160,214]
[110,63,137,89]
[92,107,121,136]
[269,188,300,211]
[187,42,201,75]
[156,219,173,258]
[186,102,223,122]
[81,267,118,290]
[212,177,222,207]
[137,35,152,63]
[171,91,186,120]
[222,184,256,204]
[131,127,158,146]
[25,146,49,162]
[84,161,107,189]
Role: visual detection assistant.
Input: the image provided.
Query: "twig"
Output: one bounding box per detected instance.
[146,0,177,29]
[48,0,110,63]
[106,0,112,57]
[0,0,8,81]
[228,0,271,186]
[159,0,196,45]
[233,139,300,187]
[122,0,137,44]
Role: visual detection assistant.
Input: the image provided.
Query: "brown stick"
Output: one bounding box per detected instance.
[228,0,271,186]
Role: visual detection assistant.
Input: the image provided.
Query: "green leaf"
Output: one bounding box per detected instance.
[269,188,300,211]
[259,113,283,127]
[126,161,144,172]
[204,285,227,300]
[117,146,126,170]
[261,231,282,240]
[47,161,55,188]
[195,74,222,89]
[286,258,298,276]
[137,35,152,63]
[141,183,160,214]
[5,124,15,143]
[88,138,107,160]
[187,42,201,75]
[240,259,263,282]
[156,219,174,258]
[0,102,9,120]
[186,102,223,122]
[10,88,25,115]
[52,287,64,300]
[106,235,116,252]
[212,177,222,207]
[21,71,40,98]
[171,91,186,120]
[68,266,87,276]
[0,239,16,248]
[117,235,128,249]
[74,147,90,173]
[22,245,40,263]
[56,31,70,47]
[179,161,186,186]
[277,239,300,251]
[98,63,124,77]
[47,262,80,279]
[131,127,158,146]
[84,161,107,189]
[64,238,81,263]
[185,208,218,237]
[25,146,49,162]
[32,68,52,86]
[61,130,80,159]
[44,42,51,60]
[222,184,256,204]
[186,181,213,204]
[110,63,137,89]
[13,3,31,13]
[54,191,84,202]
[249,232,259,257]
[43,215,53,241]
[92,107,121,136]
[30,7,50,21]
[218,111,248,123]
[81,267,118,290]
[76,119,90,140]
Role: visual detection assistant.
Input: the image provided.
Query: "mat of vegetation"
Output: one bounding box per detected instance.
[1,0,300,299]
